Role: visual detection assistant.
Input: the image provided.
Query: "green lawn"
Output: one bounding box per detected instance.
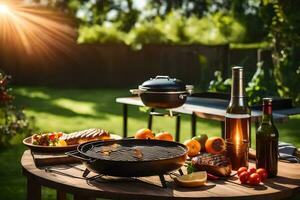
[0,86,299,200]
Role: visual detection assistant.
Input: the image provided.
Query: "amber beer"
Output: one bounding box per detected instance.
[225,66,251,170]
[256,98,278,177]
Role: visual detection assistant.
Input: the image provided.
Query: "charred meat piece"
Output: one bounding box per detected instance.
[133,147,143,159]
[191,153,232,177]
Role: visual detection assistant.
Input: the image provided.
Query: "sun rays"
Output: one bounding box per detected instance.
[0,0,77,60]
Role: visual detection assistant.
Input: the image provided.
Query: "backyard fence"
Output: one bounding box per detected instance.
[0,7,262,89]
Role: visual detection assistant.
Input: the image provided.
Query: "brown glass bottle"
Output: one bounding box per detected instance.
[256,98,279,177]
[225,66,251,170]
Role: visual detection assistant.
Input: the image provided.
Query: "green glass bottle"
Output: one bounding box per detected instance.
[256,98,279,177]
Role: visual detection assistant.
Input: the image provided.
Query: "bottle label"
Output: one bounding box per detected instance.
[225,113,251,119]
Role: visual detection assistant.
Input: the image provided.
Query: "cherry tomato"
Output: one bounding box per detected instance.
[248,173,261,185]
[256,168,268,182]
[237,167,248,177]
[239,171,249,184]
[248,167,256,175]
[48,133,55,141]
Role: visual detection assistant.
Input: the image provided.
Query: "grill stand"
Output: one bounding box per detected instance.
[148,110,181,142]
[82,168,184,188]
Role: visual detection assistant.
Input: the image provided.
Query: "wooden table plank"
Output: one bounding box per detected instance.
[22,150,300,200]
[31,151,80,167]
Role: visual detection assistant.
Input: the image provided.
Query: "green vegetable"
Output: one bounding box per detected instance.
[186,162,198,174]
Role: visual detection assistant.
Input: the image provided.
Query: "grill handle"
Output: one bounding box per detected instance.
[65,150,97,163]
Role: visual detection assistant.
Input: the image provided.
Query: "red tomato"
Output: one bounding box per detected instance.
[256,168,268,182]
[237,167,248,177]
[48,133,55,141]
[239,171,249,184]
[248,167,256,175]
[248,173,261,185]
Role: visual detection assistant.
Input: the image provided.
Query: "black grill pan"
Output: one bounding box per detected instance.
[67,139,187,177]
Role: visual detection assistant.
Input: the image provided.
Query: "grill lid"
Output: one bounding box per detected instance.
[139,76,187,92]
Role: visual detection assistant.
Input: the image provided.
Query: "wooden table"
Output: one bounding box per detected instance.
[22,150,300,200]
[116,96,296,142]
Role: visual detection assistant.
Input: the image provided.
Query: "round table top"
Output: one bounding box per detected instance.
[21,150,300,200]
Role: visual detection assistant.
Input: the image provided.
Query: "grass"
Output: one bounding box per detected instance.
[0,86,300,200]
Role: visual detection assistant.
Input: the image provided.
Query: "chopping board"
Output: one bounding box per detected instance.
[31,151,80,167]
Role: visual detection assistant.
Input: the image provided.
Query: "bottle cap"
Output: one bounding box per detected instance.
[263,98,272,105]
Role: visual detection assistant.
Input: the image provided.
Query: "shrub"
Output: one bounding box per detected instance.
[126,22,169,49]
[77,11,246,47]
[208,62,279,106]
[0,72,34,148]
[77,24,125,44]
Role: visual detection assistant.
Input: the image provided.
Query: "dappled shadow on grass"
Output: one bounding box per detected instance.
[14,94,102,118]
[11,87,300,146]
[13,87,144,119]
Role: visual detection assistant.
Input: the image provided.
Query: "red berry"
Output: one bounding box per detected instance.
[248,167,256,175]
[239,171,250,184]
[256,168,268,182]
[237,167,248,177]
[248,173,261,185]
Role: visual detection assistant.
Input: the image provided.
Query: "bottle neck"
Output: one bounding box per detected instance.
[231,69,245,98]
[262,103,273,123]
[229,69,246,106]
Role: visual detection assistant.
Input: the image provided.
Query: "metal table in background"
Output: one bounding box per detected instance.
[116,96,300,142]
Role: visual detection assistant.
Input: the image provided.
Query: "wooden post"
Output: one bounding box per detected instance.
[221,44,230,79]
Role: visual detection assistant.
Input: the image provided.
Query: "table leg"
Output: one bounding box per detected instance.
[57,190,66,200]
[175,115,181,142]
[191,113,196,138]
[74,194,96,200]
[221,121,225,139]
[27,177,41,200]
[123,104,128,138]
[148,108,154,130]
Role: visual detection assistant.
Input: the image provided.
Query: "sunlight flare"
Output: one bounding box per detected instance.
[0,3,10,14]
[0,1,76,58]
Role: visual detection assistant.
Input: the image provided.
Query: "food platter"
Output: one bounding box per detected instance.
[23,134,122,153]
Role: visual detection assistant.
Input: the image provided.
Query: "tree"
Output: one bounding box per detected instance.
[260,0,300,104]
